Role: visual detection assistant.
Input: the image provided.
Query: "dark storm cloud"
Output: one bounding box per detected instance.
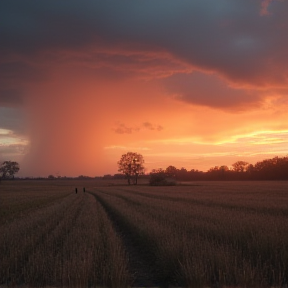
[1,1,94,54]
[163,72,261,110]
[0,61,46,83]
[0,107,26,135]
[0,90,23,107]
[1,0,288,98]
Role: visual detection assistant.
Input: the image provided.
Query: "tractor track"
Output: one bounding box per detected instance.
[88,190,162,287]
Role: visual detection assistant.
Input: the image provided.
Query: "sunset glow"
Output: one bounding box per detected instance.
[1,1,287,177]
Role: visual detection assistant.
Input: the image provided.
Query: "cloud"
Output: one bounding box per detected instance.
[0,90,23,107]
[0,61,46,84]
[0,143,28,157]
[0,107,27,135]
[162,72,262,110]
[2,0,288,88]
[0,133,29,163]
[1,0,287,176]
[260,0,283,16]
[260,0,273,15]
[143,122,163,131]
[104,145,150,151]
[2,1,288,101]
[113,122,164,134]
[113,123,140,134]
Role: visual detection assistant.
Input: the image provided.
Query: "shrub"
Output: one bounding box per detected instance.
[149,173,176,186]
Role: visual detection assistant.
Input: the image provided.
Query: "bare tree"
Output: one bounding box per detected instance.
[117,152,145,185]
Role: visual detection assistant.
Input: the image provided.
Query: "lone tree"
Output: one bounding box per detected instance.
[117,152,145,185]
[0,161,20,179]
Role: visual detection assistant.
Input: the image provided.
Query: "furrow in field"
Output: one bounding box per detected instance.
[2,181,288,287]
[116,186,288,216]
[22,193,86,286]
[0,193,72,226]
[91,187,288,287]
[1,190,131,287]
[0,183,72,226]
[0,193,80,285]
[89,190,162,287]
[101,187,288,255]
[72,192,130,288]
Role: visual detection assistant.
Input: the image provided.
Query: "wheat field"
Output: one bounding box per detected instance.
[0,180,287,287]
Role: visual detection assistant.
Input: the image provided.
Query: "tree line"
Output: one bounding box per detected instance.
[150,156,288,182]
[117,152,288,185]
[1,154,287,183]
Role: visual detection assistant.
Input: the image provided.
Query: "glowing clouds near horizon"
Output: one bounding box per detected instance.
[1,0,288,176]
[2,61,288,176]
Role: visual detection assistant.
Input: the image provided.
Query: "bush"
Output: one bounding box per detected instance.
[149,173,176,186]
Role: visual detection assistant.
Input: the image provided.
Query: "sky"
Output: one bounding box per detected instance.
[0,0,287,177]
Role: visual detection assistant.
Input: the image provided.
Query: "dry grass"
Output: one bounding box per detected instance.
[92,181,288,287]
[0,180,287,287]
[0,180,130,287]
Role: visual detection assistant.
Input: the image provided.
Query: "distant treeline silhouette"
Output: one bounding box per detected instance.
[13,155,287,181]
[150,156,288,181]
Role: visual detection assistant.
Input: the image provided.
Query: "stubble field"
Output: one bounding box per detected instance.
[0,180,288,288]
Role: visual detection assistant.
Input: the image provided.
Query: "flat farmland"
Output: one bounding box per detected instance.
[0,180,288,287]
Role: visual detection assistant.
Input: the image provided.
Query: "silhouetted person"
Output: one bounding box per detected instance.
[75,188,78,194]
[83,187,85,192]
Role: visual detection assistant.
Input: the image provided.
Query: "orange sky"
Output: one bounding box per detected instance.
[0,1,287,177]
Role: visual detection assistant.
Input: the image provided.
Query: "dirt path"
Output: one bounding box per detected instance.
[89,191,161,287]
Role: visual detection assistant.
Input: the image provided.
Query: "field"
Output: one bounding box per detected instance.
[0,180,288,287]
